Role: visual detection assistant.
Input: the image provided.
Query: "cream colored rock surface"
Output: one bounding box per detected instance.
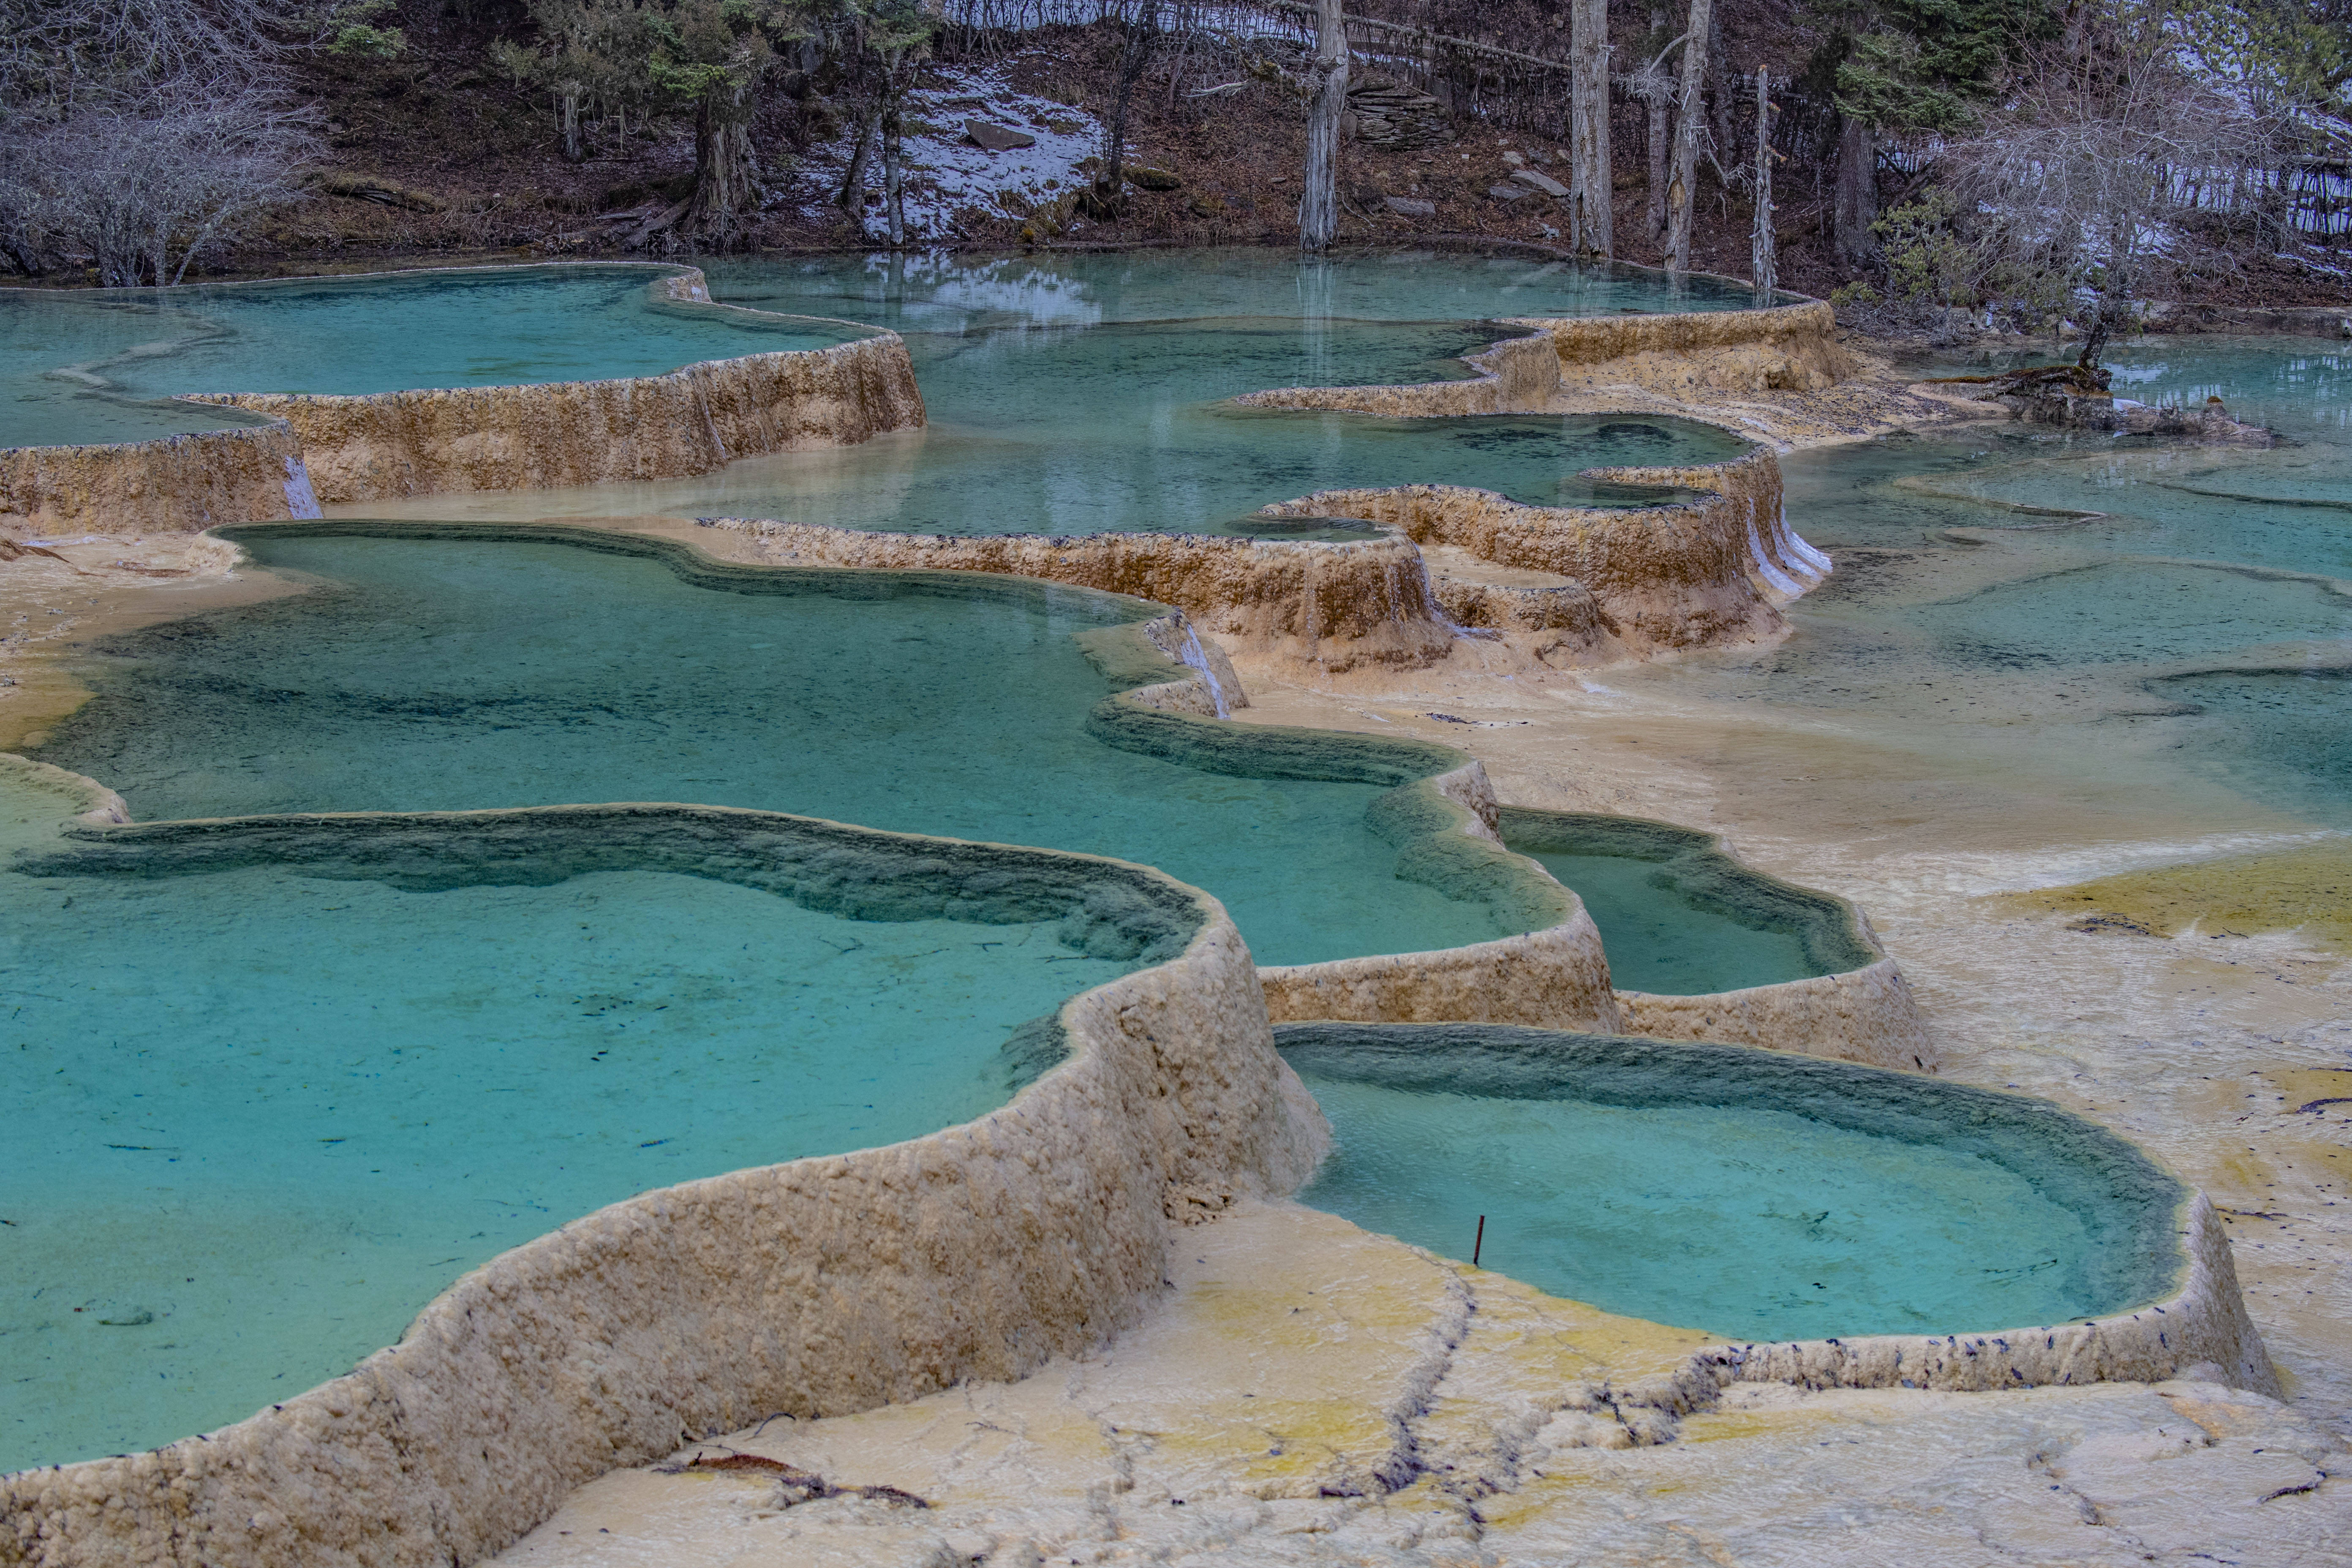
[0,529,282,753]
[485,1203,2345,1568]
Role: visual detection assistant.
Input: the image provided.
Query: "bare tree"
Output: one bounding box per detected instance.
[1832,113,1875,262]
[1625,13,1682,244]
[0,0,325,282]
[1664,0,1711,272]
[0,71,319,285]
[1568,0,1612,258]
[1090,0,1162,223]
[1299,0,1347,253]
[1938,2,2274,361]
[0,0,302,114]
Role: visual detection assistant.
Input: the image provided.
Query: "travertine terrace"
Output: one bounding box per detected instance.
[2,263,2321,1568]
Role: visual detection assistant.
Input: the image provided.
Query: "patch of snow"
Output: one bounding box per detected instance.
[792,60,1109,245]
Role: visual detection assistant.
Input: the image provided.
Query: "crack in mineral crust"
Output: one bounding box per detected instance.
[483,1202,2348,1567]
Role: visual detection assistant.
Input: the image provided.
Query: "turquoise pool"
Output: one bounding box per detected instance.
[1282,1024,2185,1341]
[0,265,868,450]
[1498,808,1879,995]
[340,249,1757,536]
[1620,336,2352,829]
[25,528,1518,968]
[0,776,1195,1473]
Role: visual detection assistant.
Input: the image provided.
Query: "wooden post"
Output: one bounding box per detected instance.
[1664,0,1710,273]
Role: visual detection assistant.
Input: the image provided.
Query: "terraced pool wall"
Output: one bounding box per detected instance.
[0,421,313,535]
[1072,626,1624,1031]
[1277,1024,2276,1402]
[1261,446,1815,658]
[1497,807,1935,1070]
[964,615,1924,1067]
[706,443,1807,670]
[0,267,924,532]
[708,518,1467,672]
[0,773,1328,1568]
[1511,298,1853,397]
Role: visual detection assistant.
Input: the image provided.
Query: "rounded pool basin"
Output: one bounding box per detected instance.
[1280,1022,2185,1343]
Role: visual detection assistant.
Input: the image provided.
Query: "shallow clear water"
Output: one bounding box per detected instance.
[29,532,1513,968]
[0,266,863,449]
[1284,1025,2181,1341]
[0,768,1141,1472]
[699,247,1772,335]
[1519,851,1817,994]
[348,250,1753,537]
[1631,336,2352,830]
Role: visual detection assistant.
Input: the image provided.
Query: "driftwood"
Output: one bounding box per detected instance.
[1927,361,2113,395]
[670,1450,933,1510]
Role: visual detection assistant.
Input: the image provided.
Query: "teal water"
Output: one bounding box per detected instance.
[1497,808,1875,995]
[26,531,1514,968]
[700,247,1772,335]
[1519,851,1818,993]
[0,773,1152,1473]
[1282,1025,2183,1341]
[350,249,1754,536]
[1627,337,2352,827]
[0,266,865,449]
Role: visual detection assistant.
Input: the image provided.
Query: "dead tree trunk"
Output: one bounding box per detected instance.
[1833,113,1876,262]
[836,99,879,214]
[1569,0,1612,259]
[1750,67,1775,294]
[1094,5,1159,219]
[1300,0,1348,253]
[1664,0,1710,273]
[1647,90,1670,240]
[881,74,905,247]
[690,93,758,247]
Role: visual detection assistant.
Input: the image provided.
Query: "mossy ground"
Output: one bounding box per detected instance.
[2008,842,2352,952]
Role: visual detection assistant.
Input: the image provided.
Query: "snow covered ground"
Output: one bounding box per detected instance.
[792,61,1109,244]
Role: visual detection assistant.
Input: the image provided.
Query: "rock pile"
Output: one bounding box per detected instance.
[1347,77,1453,149]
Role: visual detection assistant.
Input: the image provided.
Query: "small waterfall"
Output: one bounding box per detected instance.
[1176,623,1232,719]
[1409,543,1502,642]
[1778,497,1835,578]
[282,456,323,520]
[1744,499,1804,596]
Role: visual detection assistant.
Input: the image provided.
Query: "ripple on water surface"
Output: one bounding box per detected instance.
[1281,1025,2185,1342]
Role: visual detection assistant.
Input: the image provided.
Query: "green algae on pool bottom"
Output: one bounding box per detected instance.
[0,265,869,450]
[0,785,1195,1474]
[1497,808,1878,995]
[1279,1024,2186,1344]
[28,528,1527,969]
